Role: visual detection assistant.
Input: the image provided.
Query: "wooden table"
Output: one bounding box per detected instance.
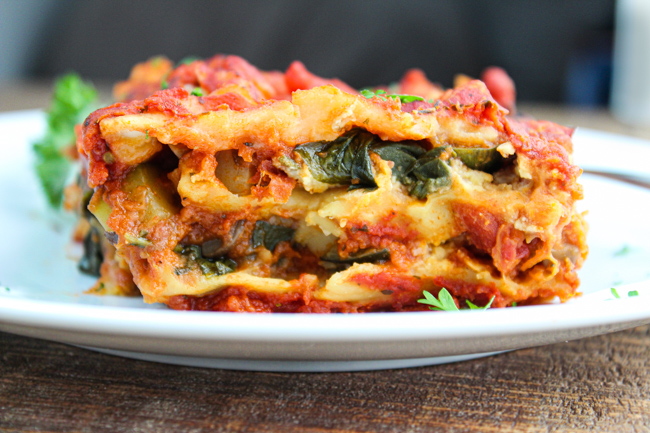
[1,81,649,432]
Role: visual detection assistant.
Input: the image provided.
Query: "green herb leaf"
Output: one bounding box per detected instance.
[612,287,640,298]
[419,288,495,311]
[33,74,98,208]
[191,87,204,97]
[360,89,380,99]
[390,94,425,103]
[466,296,495,310]
[417,288,459,311]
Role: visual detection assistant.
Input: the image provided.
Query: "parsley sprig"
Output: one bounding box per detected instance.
[360,89,424,104]
[33,74,97,208]
[418,288,495,311]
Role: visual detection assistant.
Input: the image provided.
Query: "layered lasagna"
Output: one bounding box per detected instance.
[69,55,588,312]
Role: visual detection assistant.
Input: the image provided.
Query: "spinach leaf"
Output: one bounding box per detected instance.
[174,244,237,277]
[405,147,453,198]
[372,143,426,183]
[292,128,509,200]
[252,221,295,252]
[454,147,504,173]
[372,145,453,199]
[78,225,104,276]
[293,129,377,189]
[321,248,390,264]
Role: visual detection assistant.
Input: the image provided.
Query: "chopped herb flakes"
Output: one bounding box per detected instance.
[360,89,424,104]
[611,287,641,299]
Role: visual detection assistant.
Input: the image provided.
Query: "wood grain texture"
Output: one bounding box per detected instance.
[1,327,649,433]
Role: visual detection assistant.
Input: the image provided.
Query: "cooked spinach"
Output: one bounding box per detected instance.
[292,128,510,200]
[252,221,295,252]
[293,129,377,189]
[321,248,390,264]
[174,244,237,277]
[402,146,454,199]
[78,226,104,276]
[454,147,504,172]
[372,142,426,183]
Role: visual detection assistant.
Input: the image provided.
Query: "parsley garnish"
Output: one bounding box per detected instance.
[418,288,495,311]
[33,74,97,208]
[466,297,496,310]
[418,288,459,311]
[191,87,204,97]
[360,89,424,104]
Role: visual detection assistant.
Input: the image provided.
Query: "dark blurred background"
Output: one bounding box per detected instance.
[0,0,614,105]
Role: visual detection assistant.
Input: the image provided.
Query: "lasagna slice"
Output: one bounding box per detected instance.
[72,54,587,312]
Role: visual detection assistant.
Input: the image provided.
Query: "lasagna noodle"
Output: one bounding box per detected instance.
[75,55,588,312]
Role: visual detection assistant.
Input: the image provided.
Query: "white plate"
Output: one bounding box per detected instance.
[1,110,649,372]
